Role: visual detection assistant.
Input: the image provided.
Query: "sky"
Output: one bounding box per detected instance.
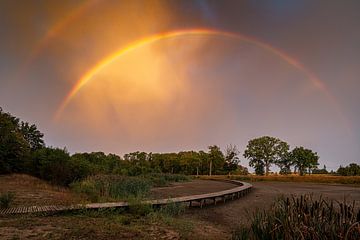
[0,0,359,171]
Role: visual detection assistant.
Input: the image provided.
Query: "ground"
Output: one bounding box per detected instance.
[1,175,359,239]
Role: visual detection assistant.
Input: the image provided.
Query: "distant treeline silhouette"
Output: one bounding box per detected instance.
[1,107,358,186]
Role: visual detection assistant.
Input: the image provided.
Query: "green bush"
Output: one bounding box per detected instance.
[232,194,360,240]
[0,192,15,208]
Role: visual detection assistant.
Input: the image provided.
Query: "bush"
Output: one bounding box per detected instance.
[232,194,360,240]
[0,192,15,208]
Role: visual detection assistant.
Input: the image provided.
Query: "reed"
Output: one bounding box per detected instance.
[232,194,360,240]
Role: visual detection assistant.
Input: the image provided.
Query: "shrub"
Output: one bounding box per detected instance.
[0,192,15,208]
[232,194,360,240]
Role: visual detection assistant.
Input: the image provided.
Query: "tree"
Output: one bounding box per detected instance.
[290,147,319,176]
[208,145,225,175]
[243,136,289,175]
[224,144,240,173]
[337,163,360,176]
[276,152,293,175]
[20,122,44,151]
[0,108,30,173]
[31,147,75,185]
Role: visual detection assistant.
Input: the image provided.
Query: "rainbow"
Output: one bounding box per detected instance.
[54,28,346,128]
[23,0,100,70]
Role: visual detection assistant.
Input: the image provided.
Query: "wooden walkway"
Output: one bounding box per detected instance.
[0,180,252,216]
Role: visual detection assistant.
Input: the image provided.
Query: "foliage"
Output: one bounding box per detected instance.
[232,194,360,240]
[156,201,186,217]
[0,108,31,174]
[71,175,152,202]
[244,136,289,175]
[0,191,15,208]
[312,165,328,174]
[291,147,319,176]
[224,144,241,173]
[208,145,225,175]
[337,163,360,176]
[31,147,81,186]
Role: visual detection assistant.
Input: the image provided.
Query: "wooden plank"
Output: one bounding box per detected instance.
[0,180,252,216]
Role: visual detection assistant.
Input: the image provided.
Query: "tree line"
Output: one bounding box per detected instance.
[1,107,359,186]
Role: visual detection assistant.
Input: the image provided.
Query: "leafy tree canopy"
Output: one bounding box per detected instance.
[244,136,289,175]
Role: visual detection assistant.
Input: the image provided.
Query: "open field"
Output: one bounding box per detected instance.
[0,175,359,239]
[199,174,360,185]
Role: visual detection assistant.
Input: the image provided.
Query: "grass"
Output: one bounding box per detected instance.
[232,194,360,240]
[71,173,191,203]
[70,175,152,202]
[199,174,360,185]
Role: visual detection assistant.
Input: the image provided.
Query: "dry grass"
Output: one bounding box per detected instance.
[199,174,360,185]
[0,174,81,207]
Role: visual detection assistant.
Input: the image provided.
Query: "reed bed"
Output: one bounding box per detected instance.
[232,194,360,240]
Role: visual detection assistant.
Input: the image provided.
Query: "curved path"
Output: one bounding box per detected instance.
[0,180,252,216]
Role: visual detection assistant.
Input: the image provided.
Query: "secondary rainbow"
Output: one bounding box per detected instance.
[54,28,346,128]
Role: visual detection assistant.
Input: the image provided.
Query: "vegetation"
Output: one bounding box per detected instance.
[232,194,360,240]
[1,107,357,189]
[201,174,360,185]
[244,136,289,175]
[0,191,15,208]
[291,147,319,176]
[337,163,360,176]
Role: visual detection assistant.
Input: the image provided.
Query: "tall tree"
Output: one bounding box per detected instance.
[275,152,293,175]
[290,147,319,176]
[224,144,240,173]
[244,136,289,175]
[20,122,44,151]
[0,108,30,173]
[208,145,225,175]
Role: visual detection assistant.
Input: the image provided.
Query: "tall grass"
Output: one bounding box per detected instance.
[71,175,151,202]
[232,194,360,240]
[71,173,191,202]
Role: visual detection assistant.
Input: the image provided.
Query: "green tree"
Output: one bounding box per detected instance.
[20,122,44,151]
[208,145,225,175]
[224,144,240,173]
[0,108,30,173]
[290,147,319,176]
[32,147,75,185]
[243,136,289,175]
[276,152,293,175]
[337,163,360,176]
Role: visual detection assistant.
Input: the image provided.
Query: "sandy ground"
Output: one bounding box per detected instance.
[0,174,79,207]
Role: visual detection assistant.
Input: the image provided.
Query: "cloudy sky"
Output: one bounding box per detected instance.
[1,0,359,170]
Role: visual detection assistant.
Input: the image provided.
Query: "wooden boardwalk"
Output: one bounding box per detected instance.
[0,180,252,216]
